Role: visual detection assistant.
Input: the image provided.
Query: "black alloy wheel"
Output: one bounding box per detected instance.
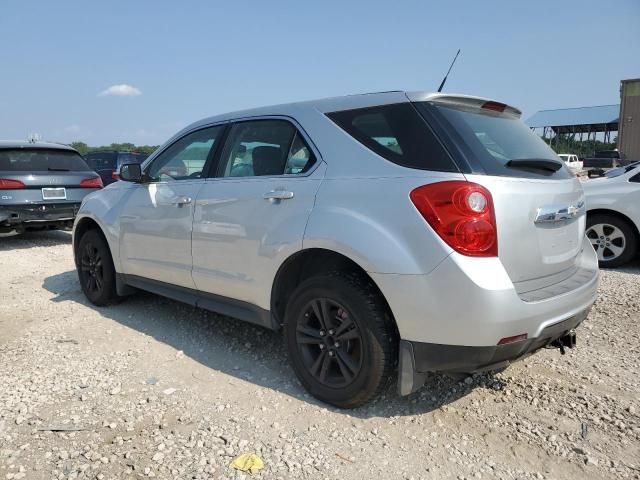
[76,229,118,306]
[295,298,364,388]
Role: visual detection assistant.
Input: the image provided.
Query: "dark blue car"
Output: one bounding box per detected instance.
[84,151,148,185]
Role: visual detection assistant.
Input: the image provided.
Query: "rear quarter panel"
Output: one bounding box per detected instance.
[303,173,461,275]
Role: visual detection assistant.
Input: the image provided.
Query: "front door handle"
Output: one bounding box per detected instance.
[263,190,294,201]
[172,196,193,207]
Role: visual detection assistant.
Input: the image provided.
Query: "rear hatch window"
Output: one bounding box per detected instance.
[0,149,91,172]
[418,102,571,179]
[327,103,458,172]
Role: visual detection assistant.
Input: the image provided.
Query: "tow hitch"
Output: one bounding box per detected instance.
[549,329,577,355]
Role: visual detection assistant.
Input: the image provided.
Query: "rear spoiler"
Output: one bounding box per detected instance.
[405,92,522,118]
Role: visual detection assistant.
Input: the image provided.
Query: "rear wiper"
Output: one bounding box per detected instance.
[505,158,563,172]
[48,167,70,171]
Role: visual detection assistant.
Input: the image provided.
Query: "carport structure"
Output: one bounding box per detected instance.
[525,104,619,148]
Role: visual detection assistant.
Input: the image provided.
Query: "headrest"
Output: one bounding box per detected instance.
[252,146,284,176]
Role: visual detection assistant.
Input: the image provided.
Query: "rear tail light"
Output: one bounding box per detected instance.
[0,179,25,189]
[410,180,498,257]
[80,177,104,189]
[111,170,120,180]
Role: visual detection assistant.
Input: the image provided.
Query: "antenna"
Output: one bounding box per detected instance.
[27,133,42,144]
[437,49,461,93]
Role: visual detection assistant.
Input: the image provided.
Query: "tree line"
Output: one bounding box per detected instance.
[543,136,617,157]
[69,142,159,156]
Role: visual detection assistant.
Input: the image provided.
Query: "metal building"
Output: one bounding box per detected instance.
[525,104,619,148]
[619,78,640,161]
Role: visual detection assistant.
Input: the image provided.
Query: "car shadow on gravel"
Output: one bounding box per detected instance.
[612,257,640,274]
[0,230,71,251]
[43,270,506,418]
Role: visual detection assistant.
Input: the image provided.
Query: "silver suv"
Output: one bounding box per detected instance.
[73,91,599,408]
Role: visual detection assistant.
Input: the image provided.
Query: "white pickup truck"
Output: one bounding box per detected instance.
[558,154,583,173]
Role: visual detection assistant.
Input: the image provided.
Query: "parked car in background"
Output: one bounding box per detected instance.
[73,91,598,408]
[558,154,583,174]
[0,141,102,235]
[84,151,149,186]
[583,150,623,178]
[583,161,640,267]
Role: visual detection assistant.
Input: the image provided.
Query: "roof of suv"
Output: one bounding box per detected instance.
[185,91,521,132]
[0,140,76,151]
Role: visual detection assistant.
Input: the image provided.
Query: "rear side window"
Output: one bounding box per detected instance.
[0,149,91,172]
[422,103,571,179]
[327,103,457,172]
[85,152,117,170]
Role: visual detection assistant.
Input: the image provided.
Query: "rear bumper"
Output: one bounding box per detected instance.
[370,237,599,347]
[0,203,81,226]
[398,306,589,395]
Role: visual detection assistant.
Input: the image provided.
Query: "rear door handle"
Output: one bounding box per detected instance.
[172,196,193,207]
[263,190,294,201]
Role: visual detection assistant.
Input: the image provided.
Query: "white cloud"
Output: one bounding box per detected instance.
[98,84,142,97]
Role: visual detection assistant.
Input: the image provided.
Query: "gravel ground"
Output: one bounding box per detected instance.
[0,230,638,480]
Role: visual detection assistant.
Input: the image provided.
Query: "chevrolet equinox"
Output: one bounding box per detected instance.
[73,92,599,408]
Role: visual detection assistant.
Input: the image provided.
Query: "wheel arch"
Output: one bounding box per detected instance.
[73,217,111,267]
[270,248,399,335]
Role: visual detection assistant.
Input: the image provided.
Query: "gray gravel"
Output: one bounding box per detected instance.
[0,230,638,479]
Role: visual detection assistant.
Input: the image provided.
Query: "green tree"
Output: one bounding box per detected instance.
[77,142,160,156]
[70,141,89,155]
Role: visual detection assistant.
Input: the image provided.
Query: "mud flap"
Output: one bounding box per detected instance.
[398,340,428,396]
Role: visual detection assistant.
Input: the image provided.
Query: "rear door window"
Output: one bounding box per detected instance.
[217,120,315,177]
[327,103,457,172]
[0,149,91,171]
[420,102,571,179]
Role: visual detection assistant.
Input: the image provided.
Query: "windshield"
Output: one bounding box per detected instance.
[0,148,91,171]
[422,103,570,179]
[606,161,640,178]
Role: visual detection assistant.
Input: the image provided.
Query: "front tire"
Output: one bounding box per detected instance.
[284,272,398,408]
[76,229,118,306]
[586,214,637,268]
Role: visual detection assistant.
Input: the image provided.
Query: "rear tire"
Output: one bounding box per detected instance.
[284,271,398,408]
[76,229,119,306]
[586,214,637,268]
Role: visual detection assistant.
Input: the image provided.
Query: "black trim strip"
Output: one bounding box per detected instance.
[203,124,231,178]
[119,274,277,330]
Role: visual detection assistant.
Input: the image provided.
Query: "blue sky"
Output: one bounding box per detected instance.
[0,0,638,146]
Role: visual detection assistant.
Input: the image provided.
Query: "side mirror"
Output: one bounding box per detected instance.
[119,163,143,182]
